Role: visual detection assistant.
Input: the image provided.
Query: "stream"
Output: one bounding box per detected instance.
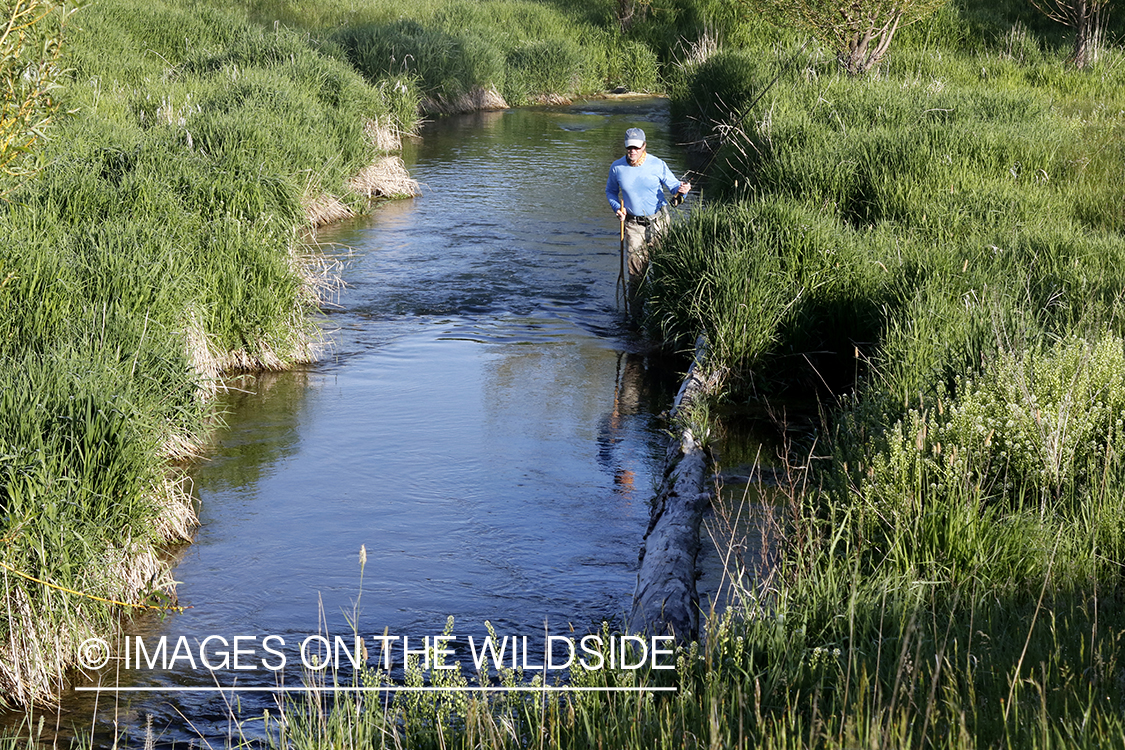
[39,98,701,747]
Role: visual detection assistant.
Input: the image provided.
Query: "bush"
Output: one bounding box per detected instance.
[868,334,1125,515]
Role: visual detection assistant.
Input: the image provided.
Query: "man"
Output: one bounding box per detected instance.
[605,127,690,306]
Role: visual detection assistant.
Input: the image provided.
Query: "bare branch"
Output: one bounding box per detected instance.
[737,0,945,75]
[1027,0,1113,68]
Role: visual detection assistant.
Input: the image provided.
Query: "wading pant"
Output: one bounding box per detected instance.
[624,209,670,304]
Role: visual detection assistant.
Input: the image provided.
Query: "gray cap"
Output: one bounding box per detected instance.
[624,127,646,148]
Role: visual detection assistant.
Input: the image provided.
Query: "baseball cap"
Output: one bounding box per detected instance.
[624,128,646,148]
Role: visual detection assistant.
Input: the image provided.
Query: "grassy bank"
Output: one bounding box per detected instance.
[215,0,662,108]
[635,0,1125,745]
[0,0,420,708]
[145,2,1125,748]
[219,0,769,109]
[233,1,1125,747]
[10,0,1124,746]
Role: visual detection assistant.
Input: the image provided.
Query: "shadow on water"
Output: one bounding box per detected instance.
[6,99,699,747]
[696,404,817,621]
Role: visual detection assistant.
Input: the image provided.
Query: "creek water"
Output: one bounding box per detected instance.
[37,99,697,746]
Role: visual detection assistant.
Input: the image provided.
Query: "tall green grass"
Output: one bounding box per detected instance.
[230,0,665,103]
[323,3,647,105]
[10,0,1125,747]
[658,14,1125,397]
[0,0,704,717]
[631,1,1125,747]
[237,521,1125,749]
[0,0,421,708]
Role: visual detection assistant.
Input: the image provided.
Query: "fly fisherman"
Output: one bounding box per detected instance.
[605,127,690,312]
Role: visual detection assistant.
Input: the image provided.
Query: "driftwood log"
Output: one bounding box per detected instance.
[628,338,717,641]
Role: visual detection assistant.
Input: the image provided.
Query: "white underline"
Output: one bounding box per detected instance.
[76,686,677,693]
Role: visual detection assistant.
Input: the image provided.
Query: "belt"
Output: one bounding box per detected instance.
[625,212,659,226]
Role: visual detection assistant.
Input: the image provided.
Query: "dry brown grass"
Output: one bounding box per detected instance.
[302,113,419,227]
[181,308,292,383]
[0,479,195,707]
[347,155,420,200]
[303,193,356,228]
[303,152,420,229]
[363,116,405,153]
[421,85,508,115]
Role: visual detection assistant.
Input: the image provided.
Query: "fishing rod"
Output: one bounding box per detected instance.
[676,39,812,191]
[612,39,807,314]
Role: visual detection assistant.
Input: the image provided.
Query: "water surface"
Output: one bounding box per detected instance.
[66,99,693,745]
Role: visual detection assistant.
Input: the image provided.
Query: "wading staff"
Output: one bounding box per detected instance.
[618,216,629,316]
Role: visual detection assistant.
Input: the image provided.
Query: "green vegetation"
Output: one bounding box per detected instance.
[636,0,1125,745]
[230,0,666,106]
[737,0,947,75]
[0,0,80,192]
[0,0,682,715]
[0,0,420,708]
[165,1,1125,747]
[254,587,1125,749]
[7,0,1125,745]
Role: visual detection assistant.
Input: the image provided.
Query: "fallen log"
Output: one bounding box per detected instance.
[628,337,719,641]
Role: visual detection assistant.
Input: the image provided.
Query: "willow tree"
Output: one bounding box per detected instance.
[1029,0,1112,68]
[745,0,948,75]
[1,0,77,195]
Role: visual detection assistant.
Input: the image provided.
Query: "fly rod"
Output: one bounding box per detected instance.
[678,39,811,189]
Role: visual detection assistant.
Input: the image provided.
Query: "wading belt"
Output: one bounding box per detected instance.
[625,212,658,226]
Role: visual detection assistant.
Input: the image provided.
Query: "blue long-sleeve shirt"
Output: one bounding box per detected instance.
[606,154,681,217]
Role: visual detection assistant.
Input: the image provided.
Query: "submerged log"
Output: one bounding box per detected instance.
[629,337,719,641]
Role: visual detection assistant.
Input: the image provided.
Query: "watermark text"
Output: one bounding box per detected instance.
[79,633,676,675]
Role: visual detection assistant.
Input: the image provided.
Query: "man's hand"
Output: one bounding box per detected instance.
[670,181,691,207]
[616,207,627,221]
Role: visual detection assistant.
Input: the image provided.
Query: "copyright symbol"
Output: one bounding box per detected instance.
[78,638,111,670]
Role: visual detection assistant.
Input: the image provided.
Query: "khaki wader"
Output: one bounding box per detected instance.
[623,209,670,306]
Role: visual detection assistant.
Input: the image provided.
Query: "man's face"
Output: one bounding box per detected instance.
[626,144,645,166]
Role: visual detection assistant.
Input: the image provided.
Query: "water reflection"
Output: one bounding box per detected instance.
[198,371,312,494]
[697,417,791,619]
[596,352,662,500]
